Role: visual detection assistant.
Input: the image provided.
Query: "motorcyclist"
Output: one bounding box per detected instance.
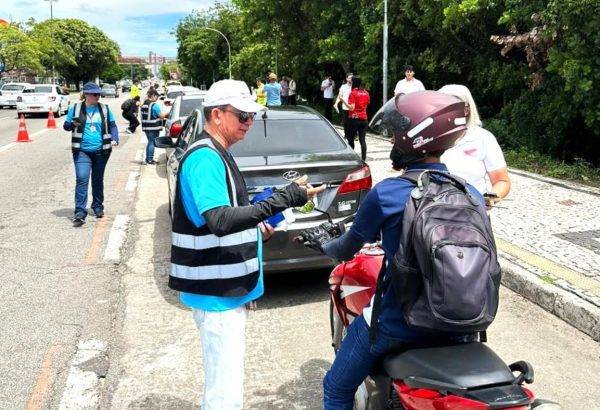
[301,91,486,409]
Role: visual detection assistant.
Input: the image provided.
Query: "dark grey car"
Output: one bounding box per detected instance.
[156,106,372,273]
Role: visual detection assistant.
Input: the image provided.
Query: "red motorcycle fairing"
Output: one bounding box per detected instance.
[329,246,384,326]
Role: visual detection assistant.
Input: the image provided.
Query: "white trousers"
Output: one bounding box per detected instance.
[192,306,247,410]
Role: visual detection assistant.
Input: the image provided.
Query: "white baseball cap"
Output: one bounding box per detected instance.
[203,79,267,112]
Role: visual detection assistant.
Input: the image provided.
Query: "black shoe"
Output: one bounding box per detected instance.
[73,217,85,227]
[93,209,104,218]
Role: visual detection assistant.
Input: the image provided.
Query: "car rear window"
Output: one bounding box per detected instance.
[229,119,346,157]
[179,98,203,117]
[2,85,25,91]
[32,86,53,93]
[167,91,184,99]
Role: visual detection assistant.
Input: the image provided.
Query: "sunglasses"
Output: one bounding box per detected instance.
[221,109,255,123]
[89,93,100,97]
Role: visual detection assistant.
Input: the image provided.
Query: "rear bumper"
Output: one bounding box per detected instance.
[0,97,17,106]
[263,254,335,273]
[17,102,59,113]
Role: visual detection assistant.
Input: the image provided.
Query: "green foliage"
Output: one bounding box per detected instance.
[0,24,42,72]
[101,63,125,83]
[159,61,179,80]
[120,64,150,82]
[174,0,600,165]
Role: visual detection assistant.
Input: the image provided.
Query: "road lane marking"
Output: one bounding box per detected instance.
[135,149,144,163]
[58,340,107,410]
[85,216,111,263]
[0,142,16,154]
[125,170,140,191]
[104,215,130,263]
[26,344,64,410]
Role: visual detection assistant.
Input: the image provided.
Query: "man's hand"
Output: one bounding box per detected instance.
[71,118,82,127]
[293,175,326,199]
[259,222,275,242]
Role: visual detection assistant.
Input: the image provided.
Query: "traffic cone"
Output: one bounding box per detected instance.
[16,114,31,142]
[46,110,56,129]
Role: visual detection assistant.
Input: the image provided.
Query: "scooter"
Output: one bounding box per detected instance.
[295,188,562,410]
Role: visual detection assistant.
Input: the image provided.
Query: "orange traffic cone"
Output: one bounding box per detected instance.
[16,114,31,142]
[46,110,56,129]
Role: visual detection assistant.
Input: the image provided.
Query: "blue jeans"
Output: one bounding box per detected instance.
[144,130,159,162]
[73,150,110,218]
[323,315,397,409]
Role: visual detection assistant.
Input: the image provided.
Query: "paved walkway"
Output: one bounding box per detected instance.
[359,134,600,338]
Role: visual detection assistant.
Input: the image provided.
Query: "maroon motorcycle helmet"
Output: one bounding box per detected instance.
[370,91,469,169]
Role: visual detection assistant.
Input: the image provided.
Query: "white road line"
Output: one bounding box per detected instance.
[58,340,107,410]
[103,215,130,263]
[125,171,140,192]
[0,115,14,120]
[0,142,16,154]
[134,149,144,163]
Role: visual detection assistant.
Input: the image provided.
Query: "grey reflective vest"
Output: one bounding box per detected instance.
[168,133,260,297]
[140,100,162,131]
[71,102,112,155]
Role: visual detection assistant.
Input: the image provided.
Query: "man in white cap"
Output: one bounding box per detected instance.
[167,79,324,409]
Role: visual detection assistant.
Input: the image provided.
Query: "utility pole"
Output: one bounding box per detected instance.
[44,0,58,84]
[383,0,388,105]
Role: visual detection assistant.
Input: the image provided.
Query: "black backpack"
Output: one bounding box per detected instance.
[121,99,132,111]
[371,169,501,339]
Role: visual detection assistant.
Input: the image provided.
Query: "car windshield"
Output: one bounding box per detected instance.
[32,86,53,93]
[3,85,25,91]
[229,119,346,157]
[167,91,184,99]
[179,98,203,117]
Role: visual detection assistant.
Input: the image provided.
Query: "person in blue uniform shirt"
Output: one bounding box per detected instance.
[63,82,119,227]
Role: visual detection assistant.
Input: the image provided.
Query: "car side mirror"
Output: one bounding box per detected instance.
[154,136,175,148]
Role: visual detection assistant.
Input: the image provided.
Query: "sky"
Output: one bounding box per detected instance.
[0,0,215,57]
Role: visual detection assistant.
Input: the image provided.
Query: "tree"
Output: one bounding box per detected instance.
[101,63,125,83]
[29,20,76,76]
[0,24,42,72]
[35,19,120,87]
[120,64,151,82]
[159,61,179,80]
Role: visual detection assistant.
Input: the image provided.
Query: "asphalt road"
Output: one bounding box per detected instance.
[0,96,142,408]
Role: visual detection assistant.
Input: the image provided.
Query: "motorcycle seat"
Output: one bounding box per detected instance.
[383,342,515,390]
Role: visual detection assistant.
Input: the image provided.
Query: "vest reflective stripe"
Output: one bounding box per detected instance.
[141,101,162,130]
[71,102,112,154]
[172,229,257,250]
[171,258,259,281]
[169,135,259,297]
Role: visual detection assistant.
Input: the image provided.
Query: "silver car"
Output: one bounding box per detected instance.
[163,93,205,138]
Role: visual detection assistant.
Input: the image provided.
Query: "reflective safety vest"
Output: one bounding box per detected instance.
[130,84,140,99]
[256,84,267,106]
[71,102,112,155]
[168,132,260,297]
[140,100,162,131]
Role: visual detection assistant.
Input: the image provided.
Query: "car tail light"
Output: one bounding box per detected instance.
[165,100,172,106]
[338,165,372,194]
[170,122,183,137]
[48,96,56,102]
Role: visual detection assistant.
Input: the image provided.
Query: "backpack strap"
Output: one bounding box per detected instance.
[368,261,388,344]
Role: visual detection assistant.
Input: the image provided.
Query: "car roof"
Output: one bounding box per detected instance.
[3,82,30,87]
[254,105,324,120]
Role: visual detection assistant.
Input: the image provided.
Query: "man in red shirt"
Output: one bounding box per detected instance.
[346,76,371,160]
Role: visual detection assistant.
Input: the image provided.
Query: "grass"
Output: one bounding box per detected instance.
[504,149,600,188]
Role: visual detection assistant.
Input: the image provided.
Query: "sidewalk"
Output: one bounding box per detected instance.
[362,134,600,341]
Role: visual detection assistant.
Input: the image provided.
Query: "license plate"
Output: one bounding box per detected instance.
[30,106,41,110]
[8,100,15,105]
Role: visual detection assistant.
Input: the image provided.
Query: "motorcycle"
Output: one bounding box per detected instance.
[295,187,562,410]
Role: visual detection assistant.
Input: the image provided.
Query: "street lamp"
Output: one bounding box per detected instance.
[44,0,58,84]
[382,0,388,104]
[202,27,232,79]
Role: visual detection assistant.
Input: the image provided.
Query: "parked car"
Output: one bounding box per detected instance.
[16,84,70,117]
[101,84,119,98]
[163,93,205,138]
[156,105,372,273]
[121,80,132,92]
[162,86,203,109]
[0,82,31,108]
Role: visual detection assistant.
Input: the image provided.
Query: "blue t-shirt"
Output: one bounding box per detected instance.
[66,104,116,152]
[263,82,282,106]
[178,147,264,311]
[349,162,484,341]
[150,102,161,118]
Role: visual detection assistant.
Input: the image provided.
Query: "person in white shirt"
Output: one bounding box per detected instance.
[439,84,511,207]
[288,75,297,105]
[321,75,335,121]
[394,65,425,96]
[334,73,353,137]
